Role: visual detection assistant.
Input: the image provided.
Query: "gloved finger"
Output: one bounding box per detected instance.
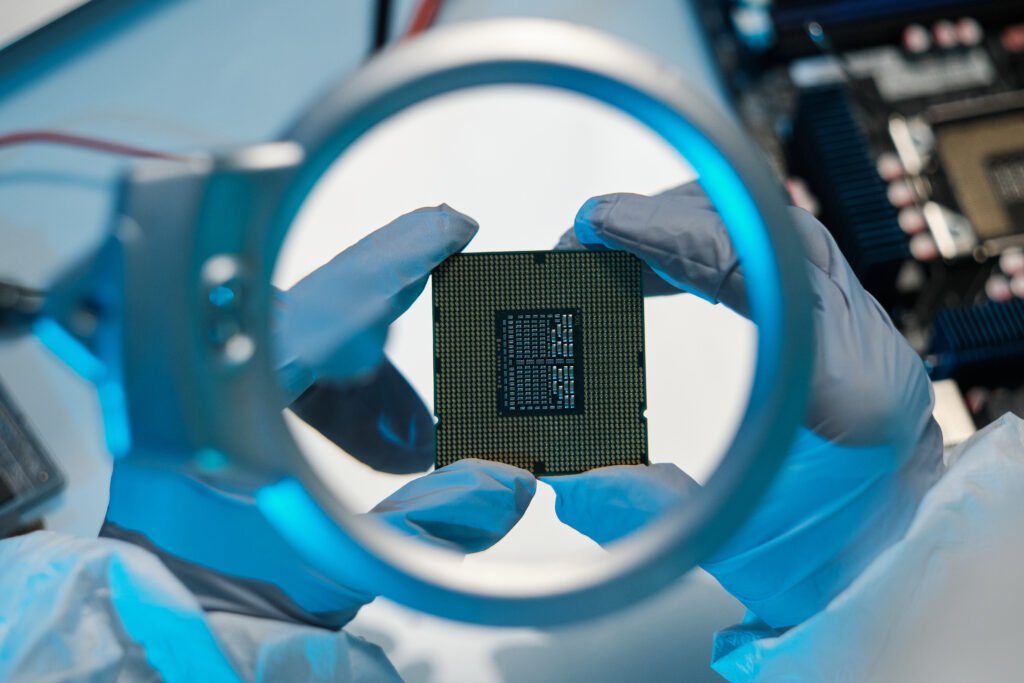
[553,181,716,296]
[554,226,679,297]
[278,323,390,403]
[569,185,749,314]
[779,206,937,448]
[653,181,718,210]
[106,463,380,630]
[566,182,842,308]
[367,459,537,554]
[277,205,478,386]
[545,463,700,547]
[699,422,943,627]
[290,357,434,474]
[571,186,933,448]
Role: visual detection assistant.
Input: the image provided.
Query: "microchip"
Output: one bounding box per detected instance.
[497,309,582,416]
[432,251,647,475]
[988,152,1024,227]
[934,111,1024,241]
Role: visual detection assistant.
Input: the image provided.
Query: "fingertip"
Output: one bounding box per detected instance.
[441,458,537,489]
[435,459,537,519]
[574,195,607,222]
[553,228,583,251]
[433,202,479,230]
[435,204,480,254]
[572,196,611,247]
[539,475,562,496]
[386,204,478,263]
[405,203,479,233]
[540,472,583,493]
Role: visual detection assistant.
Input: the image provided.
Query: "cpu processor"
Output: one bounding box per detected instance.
[934,111,1024,243]
[432,251,648,475]
[921,93,1024,257]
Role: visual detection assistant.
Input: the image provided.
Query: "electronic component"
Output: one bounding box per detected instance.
[932,379,977,447]
[0,380,62,535]
[930,95,1024,256]
[928,298,1024,383]
[764,0,1021,59]
[497,310,582,415]
[432,251,647,475]
[967,383,1024,426]
[789,85,908,308]
[707,1,1024,428]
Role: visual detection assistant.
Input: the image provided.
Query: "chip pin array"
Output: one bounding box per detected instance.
[433,251,647,474]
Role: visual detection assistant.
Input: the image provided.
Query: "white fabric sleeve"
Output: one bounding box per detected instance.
[0,531,401,683]
[711,413,1024,682]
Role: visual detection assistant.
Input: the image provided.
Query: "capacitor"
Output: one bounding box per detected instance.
[909,233,939,262]
[985,273,1013,302]
[887,181,917,208]
[955,17,983,46]
[903,24,931,53]
[898,207,927,235]
[933,20,958,50]
[1011,274,1024,300]
[999,248,1024,278]
[876,152,905,181]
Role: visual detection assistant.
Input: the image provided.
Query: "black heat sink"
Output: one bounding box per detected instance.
[929,299,1024,384]
[789,85,908,309]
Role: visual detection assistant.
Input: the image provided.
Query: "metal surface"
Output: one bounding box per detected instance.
[115,19,813,625]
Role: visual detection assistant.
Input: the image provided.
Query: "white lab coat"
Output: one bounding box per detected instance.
[713,413,1024,681]
[0,531,401,682]
[2,414,1021,682]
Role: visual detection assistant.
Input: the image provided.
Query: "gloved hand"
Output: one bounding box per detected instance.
[548,183,944,628]
[104,457,535,629]
[105,205,537,631]
[274,205,477,474]
[275,204,475,400]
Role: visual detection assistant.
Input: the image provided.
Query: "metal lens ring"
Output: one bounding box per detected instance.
[247,19,813,626]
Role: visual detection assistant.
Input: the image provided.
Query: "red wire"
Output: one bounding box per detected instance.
[6,6,445,157]
[404,0,442,39]
[0,130,189,161]
[7,6,445,160]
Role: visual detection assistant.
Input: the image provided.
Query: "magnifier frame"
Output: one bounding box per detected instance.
[116,19,813,627]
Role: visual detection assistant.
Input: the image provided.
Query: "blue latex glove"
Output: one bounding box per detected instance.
[276,204,477,473]
[289,359,436,474]
[104,458,535,629]
[549,183,944,628]
[275,204,477,400]
[105,205,538,629]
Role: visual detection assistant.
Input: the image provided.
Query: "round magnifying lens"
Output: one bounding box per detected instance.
[112,18,813,628]
[249,19,814,627]
[275,83,754,565]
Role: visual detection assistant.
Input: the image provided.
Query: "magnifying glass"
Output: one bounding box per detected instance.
[104,19,813,627]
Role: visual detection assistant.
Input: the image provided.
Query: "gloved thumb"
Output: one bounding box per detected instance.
[368,459,537,553]
[277,204,479,397]
[546,463,700,547]
[567,185,749,315]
